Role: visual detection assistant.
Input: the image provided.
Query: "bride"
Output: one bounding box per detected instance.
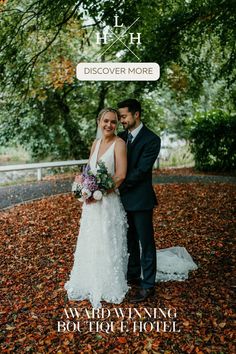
[65,108,129,309]
[65,107,197,309]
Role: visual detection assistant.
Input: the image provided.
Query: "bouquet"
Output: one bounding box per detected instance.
[72,161,115,202]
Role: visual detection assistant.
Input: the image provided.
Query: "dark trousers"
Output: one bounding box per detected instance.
[126,210,156,288]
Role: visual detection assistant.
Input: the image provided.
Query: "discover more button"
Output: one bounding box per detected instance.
[76,63,160,81]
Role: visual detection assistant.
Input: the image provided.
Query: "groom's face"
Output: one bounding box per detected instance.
[118,107,139,131]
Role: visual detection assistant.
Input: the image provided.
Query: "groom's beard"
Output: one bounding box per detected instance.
[121,117,137,131]
[122,122,135,130]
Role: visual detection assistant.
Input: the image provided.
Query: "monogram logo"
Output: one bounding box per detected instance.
[96,15,141,60]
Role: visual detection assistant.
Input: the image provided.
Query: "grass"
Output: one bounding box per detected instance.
[159,143,195,168]
[0,146,31,164]
[0,146,81,186]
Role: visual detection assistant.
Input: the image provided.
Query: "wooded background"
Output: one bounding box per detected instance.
[0,0,235,170]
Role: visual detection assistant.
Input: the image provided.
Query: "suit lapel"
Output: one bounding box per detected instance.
[120,125,146,158]
[130,124,146,148]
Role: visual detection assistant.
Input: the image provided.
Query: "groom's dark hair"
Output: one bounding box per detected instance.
[117,99,141,117]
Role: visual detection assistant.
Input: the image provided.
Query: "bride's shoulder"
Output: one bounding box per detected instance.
[92,138,100,147]
[115,136,125,146]
[91,139,96,148]
[90,139,99,156]
[114,137,126,155]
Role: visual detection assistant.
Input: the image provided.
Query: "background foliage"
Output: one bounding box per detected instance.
[189,110,236,171]
[0,0,235,168]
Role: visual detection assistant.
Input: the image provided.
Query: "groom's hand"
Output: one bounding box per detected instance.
[106,188,115,195]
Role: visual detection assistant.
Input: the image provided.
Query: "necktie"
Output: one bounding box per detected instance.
[127,132,133,146]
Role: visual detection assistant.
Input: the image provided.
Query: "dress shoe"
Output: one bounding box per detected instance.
[129,287,155,303]
[127,278,141,287]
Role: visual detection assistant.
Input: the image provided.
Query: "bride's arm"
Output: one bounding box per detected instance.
[113,138,127,188]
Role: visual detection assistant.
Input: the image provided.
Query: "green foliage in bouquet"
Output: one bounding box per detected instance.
[96,161,115,192]
[189,110,236,171]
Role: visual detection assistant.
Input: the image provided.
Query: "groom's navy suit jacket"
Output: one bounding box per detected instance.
[118,125,161,211]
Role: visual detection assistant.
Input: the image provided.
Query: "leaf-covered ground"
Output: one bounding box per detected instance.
[154,167,236,177]
[0,183,235,353]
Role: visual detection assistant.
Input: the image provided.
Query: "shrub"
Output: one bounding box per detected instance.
[189,110,236,171]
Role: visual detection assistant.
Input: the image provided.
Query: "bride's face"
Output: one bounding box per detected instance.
[98,112,118,137]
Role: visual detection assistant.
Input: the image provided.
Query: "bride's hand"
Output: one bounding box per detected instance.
[85,198,97,204]
[75,174,82,183]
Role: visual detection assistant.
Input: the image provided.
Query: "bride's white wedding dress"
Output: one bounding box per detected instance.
[65,139,129,308]
[156,246,198,282]
[65,139,198,308]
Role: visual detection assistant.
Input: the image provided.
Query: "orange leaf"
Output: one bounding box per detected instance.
[183,321,190,327]
[117,337,127,344]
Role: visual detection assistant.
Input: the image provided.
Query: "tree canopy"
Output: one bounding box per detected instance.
[0,0,235,161]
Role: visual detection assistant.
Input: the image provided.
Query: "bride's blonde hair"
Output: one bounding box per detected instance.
[97,108,118,122]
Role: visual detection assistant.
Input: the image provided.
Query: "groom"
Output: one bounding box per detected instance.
[117,98,161,302]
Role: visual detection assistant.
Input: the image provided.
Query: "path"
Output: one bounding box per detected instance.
[0,175,235,210]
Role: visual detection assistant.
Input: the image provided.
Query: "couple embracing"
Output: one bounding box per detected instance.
[65,98,161,309]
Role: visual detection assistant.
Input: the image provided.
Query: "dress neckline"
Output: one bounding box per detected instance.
[95,138,116,166]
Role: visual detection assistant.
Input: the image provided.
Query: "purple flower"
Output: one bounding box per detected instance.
[83,175,98,192]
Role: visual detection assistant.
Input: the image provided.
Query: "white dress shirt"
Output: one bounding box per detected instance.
[129,122,143,142]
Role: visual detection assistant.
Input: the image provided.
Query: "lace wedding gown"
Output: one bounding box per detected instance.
[156,246,198,282]
[65,139,129,309]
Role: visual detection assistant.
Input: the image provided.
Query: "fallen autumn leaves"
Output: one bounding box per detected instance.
[0,183,235,353]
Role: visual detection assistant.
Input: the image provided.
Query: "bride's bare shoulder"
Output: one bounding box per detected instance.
[89,139,99,157]
[91,138,100,147]
[114,137,126,155]
[115,136,125,146]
